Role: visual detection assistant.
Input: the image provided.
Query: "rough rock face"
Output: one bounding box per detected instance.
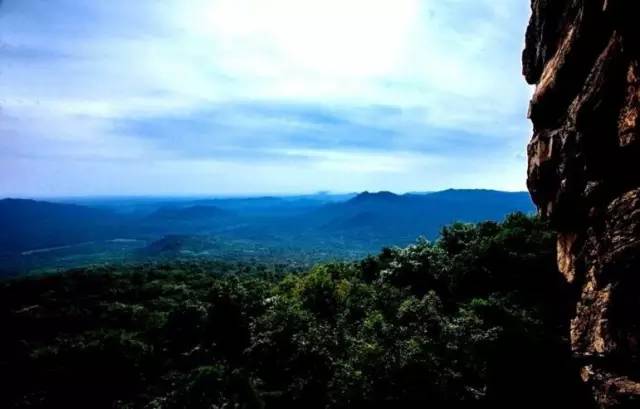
[523,0,640,407]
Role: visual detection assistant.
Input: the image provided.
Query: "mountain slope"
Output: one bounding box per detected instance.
[0,190,536,273]
[146,205,233,222]
[0,199,124,252]
[310,189,535,241]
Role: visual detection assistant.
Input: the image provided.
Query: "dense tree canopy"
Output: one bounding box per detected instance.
[0,214,594,408]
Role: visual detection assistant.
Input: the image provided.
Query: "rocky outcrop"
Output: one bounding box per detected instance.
[523,0,640,407]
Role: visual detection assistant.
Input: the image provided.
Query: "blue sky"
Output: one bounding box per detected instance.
[0,0,532,197]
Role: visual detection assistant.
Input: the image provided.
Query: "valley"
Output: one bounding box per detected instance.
[1,189,534,275]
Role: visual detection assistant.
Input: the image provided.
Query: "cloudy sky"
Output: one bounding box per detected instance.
[0,0,532,197]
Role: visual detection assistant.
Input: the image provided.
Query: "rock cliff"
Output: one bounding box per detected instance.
[523,0,640,407]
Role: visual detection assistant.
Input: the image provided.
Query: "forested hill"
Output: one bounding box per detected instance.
[0,190,534,274]
[0,199,123,252]
[311,189,535,239]
[0,214,594,408]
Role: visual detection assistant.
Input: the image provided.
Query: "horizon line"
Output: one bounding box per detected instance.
[1,188,531,201]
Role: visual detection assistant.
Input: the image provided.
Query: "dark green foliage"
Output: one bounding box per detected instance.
[0,214,593,408]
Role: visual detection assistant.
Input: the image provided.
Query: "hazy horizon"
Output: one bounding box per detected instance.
[1,187,532,201]
[1,0,532,196]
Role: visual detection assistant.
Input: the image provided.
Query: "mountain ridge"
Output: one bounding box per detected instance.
[0,189,535,274]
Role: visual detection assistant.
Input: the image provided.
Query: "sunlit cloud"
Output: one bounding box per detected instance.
[0,0,532,196]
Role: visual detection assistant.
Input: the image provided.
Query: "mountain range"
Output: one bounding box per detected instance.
[0,189,535,274]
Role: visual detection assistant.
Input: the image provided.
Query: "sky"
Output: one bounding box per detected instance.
[0,0,533,197]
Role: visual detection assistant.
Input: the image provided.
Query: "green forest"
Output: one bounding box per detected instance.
[0,214,594,408]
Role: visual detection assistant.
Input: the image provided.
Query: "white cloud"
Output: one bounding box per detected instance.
[0,0,532,196]
[191,0,418,78]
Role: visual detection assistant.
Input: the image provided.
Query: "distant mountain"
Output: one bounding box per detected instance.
[146,205,232,221]
[308,189,535,242]
[0,199,124,252]
[0,190,535,273]
[190,195,350,216]
[349,191,401,203]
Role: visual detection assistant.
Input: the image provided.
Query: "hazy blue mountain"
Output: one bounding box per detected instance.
[308,189,535,242]
[146,205,233,221]
[0,190,535,274]
[190,194,357,216]
[0,199,125,253]
[63,192,357,216]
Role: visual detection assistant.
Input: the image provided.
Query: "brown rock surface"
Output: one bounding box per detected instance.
[523,0,640,407]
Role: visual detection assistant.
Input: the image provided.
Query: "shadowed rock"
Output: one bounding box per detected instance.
[523,0,640,407]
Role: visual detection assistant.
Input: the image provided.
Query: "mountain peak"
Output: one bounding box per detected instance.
[351,191,399,202]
